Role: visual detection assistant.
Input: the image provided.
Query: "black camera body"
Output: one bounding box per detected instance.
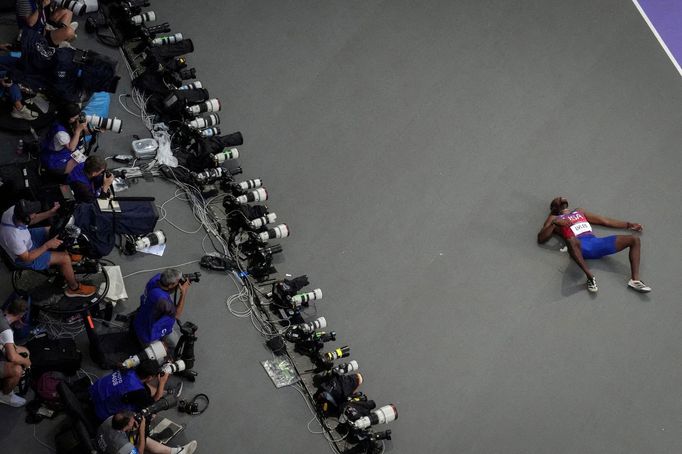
[181,272,201,284]
[177,393,208,415]
[292,331,337,357]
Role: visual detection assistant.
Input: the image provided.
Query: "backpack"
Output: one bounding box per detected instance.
[35,371,67,408]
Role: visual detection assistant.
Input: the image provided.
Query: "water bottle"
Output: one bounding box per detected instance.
[15,139,23,155]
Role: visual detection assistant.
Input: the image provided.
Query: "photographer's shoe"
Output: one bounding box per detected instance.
[164,378,183,398]
[11,105,39,121]
[0,392,27,407]
[65,283,96,297]
[628,280,651,293]
[173,441,197,454]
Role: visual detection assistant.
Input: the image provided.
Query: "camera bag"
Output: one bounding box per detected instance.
[27,336,82,376]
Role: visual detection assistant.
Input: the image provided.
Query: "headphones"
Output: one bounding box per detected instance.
[16,200,36,224]
[178,393,209,415]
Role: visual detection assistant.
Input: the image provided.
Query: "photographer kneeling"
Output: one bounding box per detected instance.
[66,155,114,203]
[97,411,197,454]
[134,269,190,352]
[90,360,168,422]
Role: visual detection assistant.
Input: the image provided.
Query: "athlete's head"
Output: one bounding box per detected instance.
[550,197,569,215]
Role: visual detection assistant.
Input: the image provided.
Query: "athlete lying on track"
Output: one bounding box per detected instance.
[537,197,651,293]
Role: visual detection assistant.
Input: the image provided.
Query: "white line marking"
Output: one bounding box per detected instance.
[631,0,682,77]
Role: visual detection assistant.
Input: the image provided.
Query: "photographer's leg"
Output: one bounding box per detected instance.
[49,26,75,46]
[143,437,171,454]
[49,252,78,289]
[50,8,73,27]
[1,363,22,394]
[8,83,39,120]
[163,326,181,357]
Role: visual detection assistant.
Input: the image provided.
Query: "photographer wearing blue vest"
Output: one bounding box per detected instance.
[90,359,169,422]
[67,155,114,204]
[40,103,87,176]
[134,269,191,351]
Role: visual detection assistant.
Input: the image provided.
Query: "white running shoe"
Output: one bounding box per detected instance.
[178,441,197,454]
[628,280,652,293]
[586,276,598,293]
[0,392,27,407]
[10,105,40,121]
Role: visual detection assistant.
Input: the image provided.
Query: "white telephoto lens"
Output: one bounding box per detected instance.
[250,212,277,229]
[213,147,239,163]
[179,81,203,90]
[257,223,289,242]
[236,187,268,204]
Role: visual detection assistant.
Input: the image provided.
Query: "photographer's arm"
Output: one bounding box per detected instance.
[28,203,60,225]
[66,123,86,152]
[16,237,62,263]
[100,173,115,198]
[152,373,169,401]
[3,342,31,368]
[175,281,191,319]
[22,1,49,28]
[135,417,146,454]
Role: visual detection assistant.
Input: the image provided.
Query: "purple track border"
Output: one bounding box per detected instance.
[633,0,682,77]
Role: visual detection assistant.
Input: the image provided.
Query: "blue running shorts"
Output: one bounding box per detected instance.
[578,234,617,259]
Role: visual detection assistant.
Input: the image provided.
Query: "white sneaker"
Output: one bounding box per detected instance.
[10,105,39,121]
[0,392,27,407]
[628,280,651,293]
[70,21,79,32]
[178,441,197,454]
[586,276,598,293]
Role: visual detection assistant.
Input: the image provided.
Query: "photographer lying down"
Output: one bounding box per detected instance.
[98,411,197,454]
[0,297,30,407]
[134,269,191,350]
[0,199,96,297]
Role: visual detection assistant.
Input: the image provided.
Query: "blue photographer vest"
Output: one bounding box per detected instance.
[90,369,145,421]
[40,123,81,171]
[134,274,176,345]
[66,162,99,197]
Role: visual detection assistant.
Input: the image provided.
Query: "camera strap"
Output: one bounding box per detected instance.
[179,393,209,415]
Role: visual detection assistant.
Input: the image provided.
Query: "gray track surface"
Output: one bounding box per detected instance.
[3,1,682,453]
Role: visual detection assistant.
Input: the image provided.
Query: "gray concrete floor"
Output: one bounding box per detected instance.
[3,0,682,453]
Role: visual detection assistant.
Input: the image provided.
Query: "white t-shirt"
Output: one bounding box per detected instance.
[0,314,14,354]
[0,207,32,260]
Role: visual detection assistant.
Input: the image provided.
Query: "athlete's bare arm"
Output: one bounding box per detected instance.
[537,214,559,244]
[582,210,642,232]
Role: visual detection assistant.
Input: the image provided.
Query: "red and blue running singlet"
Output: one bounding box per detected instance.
[556,210,593,239]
